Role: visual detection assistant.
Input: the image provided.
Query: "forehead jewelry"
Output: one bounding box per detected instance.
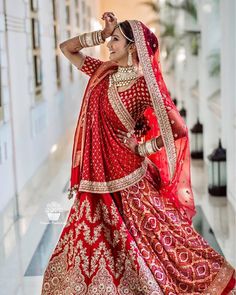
[115,23,134,43]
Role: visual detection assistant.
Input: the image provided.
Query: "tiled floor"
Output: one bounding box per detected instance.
[0,128,235,295]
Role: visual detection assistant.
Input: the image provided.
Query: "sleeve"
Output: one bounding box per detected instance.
[79,55,103,77]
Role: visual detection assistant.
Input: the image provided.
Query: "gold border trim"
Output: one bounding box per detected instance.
[202,261,235,295]
[108,79,135,131]
[128,20,176,179]
[79,160,148,193]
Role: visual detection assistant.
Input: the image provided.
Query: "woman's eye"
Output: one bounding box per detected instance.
[112,37,118,41]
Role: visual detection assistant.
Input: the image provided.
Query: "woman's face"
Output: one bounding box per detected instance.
[107,27,132,66]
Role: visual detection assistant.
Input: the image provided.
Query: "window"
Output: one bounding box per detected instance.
[30,0,38,11]
[65,0,73,81]
[75,0,80,29]
[87,6,91,31]
[30,0,42,99]
[82,0,86,31]
[52,0,61,87]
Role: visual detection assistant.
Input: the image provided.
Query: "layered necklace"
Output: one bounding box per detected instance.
[110,65,138,87]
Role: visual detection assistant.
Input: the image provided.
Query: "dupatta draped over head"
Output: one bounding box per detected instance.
[69,20,196,222]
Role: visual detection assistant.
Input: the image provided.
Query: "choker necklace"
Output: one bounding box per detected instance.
[110,65,138,87]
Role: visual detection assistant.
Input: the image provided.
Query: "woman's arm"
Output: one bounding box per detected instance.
[59,12,117,69]
[59,36,85,69]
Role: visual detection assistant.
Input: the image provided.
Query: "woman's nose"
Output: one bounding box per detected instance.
[107,40,111,49]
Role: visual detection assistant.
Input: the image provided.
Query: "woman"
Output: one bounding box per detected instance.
[41,12,235,294]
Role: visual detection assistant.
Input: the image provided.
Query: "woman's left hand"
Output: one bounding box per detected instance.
[117,130,138,154]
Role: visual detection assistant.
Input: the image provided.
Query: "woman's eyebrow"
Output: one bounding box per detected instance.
[111,34,119,38]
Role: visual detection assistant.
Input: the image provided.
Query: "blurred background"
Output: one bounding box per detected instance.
[0,0,235,294]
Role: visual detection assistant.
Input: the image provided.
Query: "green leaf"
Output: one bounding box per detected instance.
[208,51,220,77]
[165,0,197,21]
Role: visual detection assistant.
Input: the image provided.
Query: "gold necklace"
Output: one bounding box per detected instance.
[110,65,138,87]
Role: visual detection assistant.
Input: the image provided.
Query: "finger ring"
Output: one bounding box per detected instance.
[123,138,127,144]
[126,132,131,138]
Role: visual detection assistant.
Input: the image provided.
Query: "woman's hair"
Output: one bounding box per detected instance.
[119,20,158,54]
[119,21,134,44]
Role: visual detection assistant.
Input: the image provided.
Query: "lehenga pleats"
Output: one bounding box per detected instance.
[41,166,235,294]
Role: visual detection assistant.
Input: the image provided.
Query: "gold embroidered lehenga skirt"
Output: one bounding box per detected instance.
[41,162,235,295]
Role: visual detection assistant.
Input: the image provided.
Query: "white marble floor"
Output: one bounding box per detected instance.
[0,128,235,295]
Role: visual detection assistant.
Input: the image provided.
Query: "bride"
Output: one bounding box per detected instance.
[41,12,235,294]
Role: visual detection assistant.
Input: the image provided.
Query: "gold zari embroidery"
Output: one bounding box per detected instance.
[79,160,148,193]
[108,77,136,132]
[128,20,177,179]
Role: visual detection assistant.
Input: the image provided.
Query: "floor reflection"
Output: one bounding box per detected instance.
[24,211,68,277]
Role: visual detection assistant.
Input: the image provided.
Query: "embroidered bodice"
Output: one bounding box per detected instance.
[80,55,152,122]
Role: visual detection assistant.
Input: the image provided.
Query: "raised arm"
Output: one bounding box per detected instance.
[59,35,85,69]
[59,12,117,69]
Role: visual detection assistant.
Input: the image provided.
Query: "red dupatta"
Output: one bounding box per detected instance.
[69,59,148,196]
[128,20,196,221]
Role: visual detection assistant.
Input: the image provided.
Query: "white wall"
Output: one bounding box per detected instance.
[0,0,99,239]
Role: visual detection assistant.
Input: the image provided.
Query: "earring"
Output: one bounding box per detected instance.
[128,51,133,66]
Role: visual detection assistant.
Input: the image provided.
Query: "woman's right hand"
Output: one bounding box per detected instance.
[101,12,117,39]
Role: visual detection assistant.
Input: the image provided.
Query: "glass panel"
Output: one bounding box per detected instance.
[30,0,38,11]
[32,19,40,49]
[82,0,86,30]
[87,6,91,30]
[191,135,196,151]
[196,133,203,152]
[52,0,57,21]
[34,55,42,87]
[66,5,70,25]
[56,55,60,81]
[76,12,79,27]
[212,162,219,186]
[70,64,73,81]
[53,25,58,49]
[219,162,227,186]
[208,162,213,186]
[67,29,70,39]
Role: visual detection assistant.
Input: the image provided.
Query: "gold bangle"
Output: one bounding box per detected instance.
[78,30,105,48]
[152,137,161,152]
[138,143,146,157]
[145,140,154,155]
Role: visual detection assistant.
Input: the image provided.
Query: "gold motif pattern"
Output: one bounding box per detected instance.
[87,258,117,294]
[128,20,177,179]
[41,195,163,295]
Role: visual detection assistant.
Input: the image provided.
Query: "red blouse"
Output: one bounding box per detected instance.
[80,56,150,122]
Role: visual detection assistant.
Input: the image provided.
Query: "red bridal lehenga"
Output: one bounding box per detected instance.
[41,21,235,294]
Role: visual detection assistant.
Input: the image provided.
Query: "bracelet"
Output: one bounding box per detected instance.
[145,140,153,155]
[137,143,146,157]
[79,30,105,48]
[137,137,161,157]
[151,138,161,152]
